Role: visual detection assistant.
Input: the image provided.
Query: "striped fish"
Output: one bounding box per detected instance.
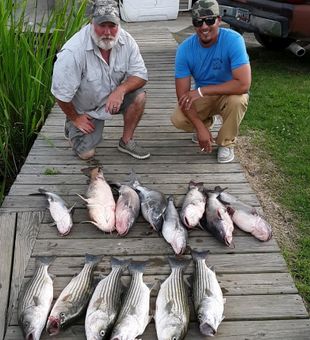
[46,254,101,336]
[18,256,55,340]
[110,261,151,340]
[85,258,129,340]
[191,249,225,336]
[155,257,190,340]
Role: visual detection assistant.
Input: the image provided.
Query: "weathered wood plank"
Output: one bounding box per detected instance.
[0,213,16,340]
[6,212,44,327]
[6,319,310,340]
[24,253,288,276]
[31,237,280,257]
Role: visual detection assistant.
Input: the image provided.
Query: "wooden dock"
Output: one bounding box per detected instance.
[1,20,309,339]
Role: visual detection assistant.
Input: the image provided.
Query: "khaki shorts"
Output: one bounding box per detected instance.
[66,88,145,156]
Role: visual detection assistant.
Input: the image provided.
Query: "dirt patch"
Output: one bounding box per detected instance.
[235,133,299,253]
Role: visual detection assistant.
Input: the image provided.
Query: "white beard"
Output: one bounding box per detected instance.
[90,24,121,50]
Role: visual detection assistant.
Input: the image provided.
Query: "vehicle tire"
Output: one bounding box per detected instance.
[254,33,293,50]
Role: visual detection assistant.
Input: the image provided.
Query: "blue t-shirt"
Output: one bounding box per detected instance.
[175,28,249,89]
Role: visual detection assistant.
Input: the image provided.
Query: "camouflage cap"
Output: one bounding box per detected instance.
[92,0,120,25]
[192,0,220,19]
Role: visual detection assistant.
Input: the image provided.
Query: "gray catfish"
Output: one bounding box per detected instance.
[110,261,152,340]
[38,188,74,236]
[85,258,129,340]
[18,256,55,340]
[46,254,101,336]
[180,181,206,229]
[191,249,225,337]
[154,257,190,340]
[131,174,167,232]
[114,184,140,236]
[202,188,234,247]
[162,196,188,255]
[216,186,273,241]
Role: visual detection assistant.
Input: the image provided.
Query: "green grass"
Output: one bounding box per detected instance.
[242,46,310,308]
[0,0,88,203]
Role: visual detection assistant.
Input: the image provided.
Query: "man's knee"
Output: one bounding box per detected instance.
[77,148,95,160]
[132,91,146,111]
[225,94,249,111]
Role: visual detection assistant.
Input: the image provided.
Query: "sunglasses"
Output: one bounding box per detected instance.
[193,16,218,27]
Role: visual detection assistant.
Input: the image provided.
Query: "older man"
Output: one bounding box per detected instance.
[51,0,150,160]
[171,0,251,163]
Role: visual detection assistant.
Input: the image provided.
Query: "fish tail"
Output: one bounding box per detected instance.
[36,255,56,266]
[128,169,140,188]
[111,257,130,269]
[85,253,102,266]
[38,188,48,194]
[128,260,147,274]
[190,249,210,261]
[168,256,191,270]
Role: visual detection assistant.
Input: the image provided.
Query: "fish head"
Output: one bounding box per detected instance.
[171,230,188,255]
[20,308,44,340]
[197,299,223,336]
[181,205,201,228]
[46,305,70,335]
[86,311,111,340]
[57,217,73,236]
[46,315,61,336]
[157,323,185,340]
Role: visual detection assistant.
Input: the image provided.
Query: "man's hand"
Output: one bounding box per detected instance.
[179,89,201,111]
[72,114,95,134]
[106,87,125,114]
[197,128,214,153]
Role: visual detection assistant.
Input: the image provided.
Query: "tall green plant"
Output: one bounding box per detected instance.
[0,0,88,204]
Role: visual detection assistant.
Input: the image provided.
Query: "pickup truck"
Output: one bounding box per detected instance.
[217,0,310,56]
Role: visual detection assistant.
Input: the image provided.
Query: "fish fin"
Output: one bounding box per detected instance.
[223,298,227,305]
[191,249,210,261]
[168,256,191,270]
[205,288,214,297]
[210,265,216,273]
[61,294,73,302]
[111,257,130,269]
[68,202,76,213]
[221,315,225,321]
[33,296,39,306]
[184,276,192,289]
[47,222,56,228]
[129,260,147,274]
[85,253,102,265]
[164,300,174,314]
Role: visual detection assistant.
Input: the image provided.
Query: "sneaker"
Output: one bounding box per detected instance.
[64,121,69,140]
[217,146,234,163]
[118,138,151,160]
[191,116,216,144]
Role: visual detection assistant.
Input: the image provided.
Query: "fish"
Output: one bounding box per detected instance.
[216,186,273,241]
[110,261,152,340]
[180,181,206,229]
[18,256,55,340]
[201,188,235,247]
[37,188,74,236]
[154,257,190,340]
[114,184,140,236]
[85,258,129,340]
[78,167,116,232]
[46,253,101,336]
[191,249,225,337]
[162,196,188,255]
[130,173,167,232]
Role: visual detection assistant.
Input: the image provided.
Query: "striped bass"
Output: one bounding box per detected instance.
[162,196,188,255]
[110,261,151,340]
[191,249,225,336]
[155,257,190,340]
[85,258,129,340]
[46,254,101,336]
[18,256,55,340]
[180,181,206,229]
[79,167,116,232]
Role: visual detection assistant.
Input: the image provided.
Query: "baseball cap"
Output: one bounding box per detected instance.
[92,0,120,25]
[192,0,220,19]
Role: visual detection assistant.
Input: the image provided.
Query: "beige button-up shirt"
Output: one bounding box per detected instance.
[51,24,148,120]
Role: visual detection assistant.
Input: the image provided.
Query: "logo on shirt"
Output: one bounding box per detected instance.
[212,58,222,70]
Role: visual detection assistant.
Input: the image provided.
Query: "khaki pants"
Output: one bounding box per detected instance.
[171,94,249,147]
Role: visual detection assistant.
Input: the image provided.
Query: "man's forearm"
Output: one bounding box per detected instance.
[56,99,79,122]
[117,76,147,95]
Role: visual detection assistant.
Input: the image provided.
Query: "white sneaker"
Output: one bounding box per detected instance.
[217,146,234,163]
